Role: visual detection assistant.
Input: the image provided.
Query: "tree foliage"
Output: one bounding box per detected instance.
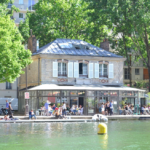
[104,0,150,91]
[0,4,32,83]
[25,0,90,47]
[23,0,107,47]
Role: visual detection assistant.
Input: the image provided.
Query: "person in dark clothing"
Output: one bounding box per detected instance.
[8,102,13,118]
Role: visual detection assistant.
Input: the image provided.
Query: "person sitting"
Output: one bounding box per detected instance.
[80,106,84,115]
[3,115,10,120]
[145,106,149,114]
[119,106,122,115]
[141,106,144,114]
[55,109,63,119]
[41,106,45,116]
[29,110,36,119]
[66,104,70,115]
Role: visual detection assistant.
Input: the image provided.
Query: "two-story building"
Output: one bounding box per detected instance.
[18,38,145,114]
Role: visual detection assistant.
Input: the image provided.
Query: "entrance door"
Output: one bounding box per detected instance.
[79,97,84,107]
[141,98,146,106]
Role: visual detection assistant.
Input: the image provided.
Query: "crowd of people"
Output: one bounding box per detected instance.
[98,100,113,116]
[28,101,84,119]
[119,103,150,115]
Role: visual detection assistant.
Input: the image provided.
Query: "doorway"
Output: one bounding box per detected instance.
[79,97,84,107]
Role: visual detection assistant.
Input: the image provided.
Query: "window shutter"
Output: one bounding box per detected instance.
[53,62,58,77]
[95,63,99,78]
[68,62,73,78]
[109,64,114,78]
[88,63,93,78]
[74,62,79,78]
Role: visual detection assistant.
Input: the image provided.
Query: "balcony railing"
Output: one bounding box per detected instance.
[58,73,67,77]
[79,75,88,78]
[8,3,36,10]
[99,74,108,78]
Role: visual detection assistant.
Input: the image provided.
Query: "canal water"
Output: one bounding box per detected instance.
[0,120,149,150]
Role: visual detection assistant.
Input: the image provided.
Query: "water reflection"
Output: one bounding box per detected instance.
[0,121,150,150]
[99,134,108,150]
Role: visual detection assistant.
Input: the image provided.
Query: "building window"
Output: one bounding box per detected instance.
[79,63,88,77]
[135,69,139,75]
[124,68,129,79]
[7,3,12,8]
[19,0,24,4]
[19,13,23,18]
[99,64,108,78]
[6,82,12,89]
[58,63,67,76]
[28,0,35,10]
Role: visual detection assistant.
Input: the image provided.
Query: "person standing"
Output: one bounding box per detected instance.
[44,100,49,116]
[109,101,113,115]
[101,103,104,115]
[8,102,13,118]
[106,101,110,115]
[6,100,9,114]
[62,102,66,116]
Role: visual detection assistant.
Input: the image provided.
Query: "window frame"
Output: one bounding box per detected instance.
[79,63,88,78]
[58,62,67,77]
[19,0,24,4]
[19,13,23,19]
[99,64,108,78]
[135,68,140,75]
[6,82,12,90]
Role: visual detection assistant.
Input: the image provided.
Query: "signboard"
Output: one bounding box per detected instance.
[25,92,30,99]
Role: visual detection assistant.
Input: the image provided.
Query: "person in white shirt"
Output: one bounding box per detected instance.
[62,102,66,116]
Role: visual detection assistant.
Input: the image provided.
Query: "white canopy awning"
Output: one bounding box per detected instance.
[28,84,145,92]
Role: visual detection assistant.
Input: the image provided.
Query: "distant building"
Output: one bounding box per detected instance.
[8,0,38,26]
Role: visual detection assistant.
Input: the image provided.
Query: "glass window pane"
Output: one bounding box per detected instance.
[86,97,95,114]
[78,91,85,96]
[42,91,53,96]
[70,97,78,108]
[110,91,118,96]
[87,91,95,96]
[99,64,102,75]
[70,91,78,96]
[53,91,60,96]
[62,91,69,96]
[83,63,87,75]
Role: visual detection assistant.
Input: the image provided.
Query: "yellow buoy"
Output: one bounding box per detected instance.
[97,123,107,135]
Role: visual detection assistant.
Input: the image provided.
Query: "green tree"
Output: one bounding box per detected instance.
[84,0,110,46]
[24,0,92,47]
[0,5,32,83]
[19,16,30,44]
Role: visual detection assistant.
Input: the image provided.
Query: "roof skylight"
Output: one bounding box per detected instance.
[58,43,73,49]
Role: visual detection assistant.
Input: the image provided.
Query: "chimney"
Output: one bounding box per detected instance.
[100,39,109,51]
[28,29,37,53]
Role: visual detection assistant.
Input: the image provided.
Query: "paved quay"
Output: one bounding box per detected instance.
[0,115,150,123]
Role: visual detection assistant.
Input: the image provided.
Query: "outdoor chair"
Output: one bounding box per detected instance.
[36,110,39,116]
[41,110,44,116]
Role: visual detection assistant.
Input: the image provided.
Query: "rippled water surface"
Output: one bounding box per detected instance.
[0,120,150,150]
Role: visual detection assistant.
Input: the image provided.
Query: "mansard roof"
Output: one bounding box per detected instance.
[33,38,122,58]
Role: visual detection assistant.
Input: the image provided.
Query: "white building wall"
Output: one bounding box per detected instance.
[0,80,18,98]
